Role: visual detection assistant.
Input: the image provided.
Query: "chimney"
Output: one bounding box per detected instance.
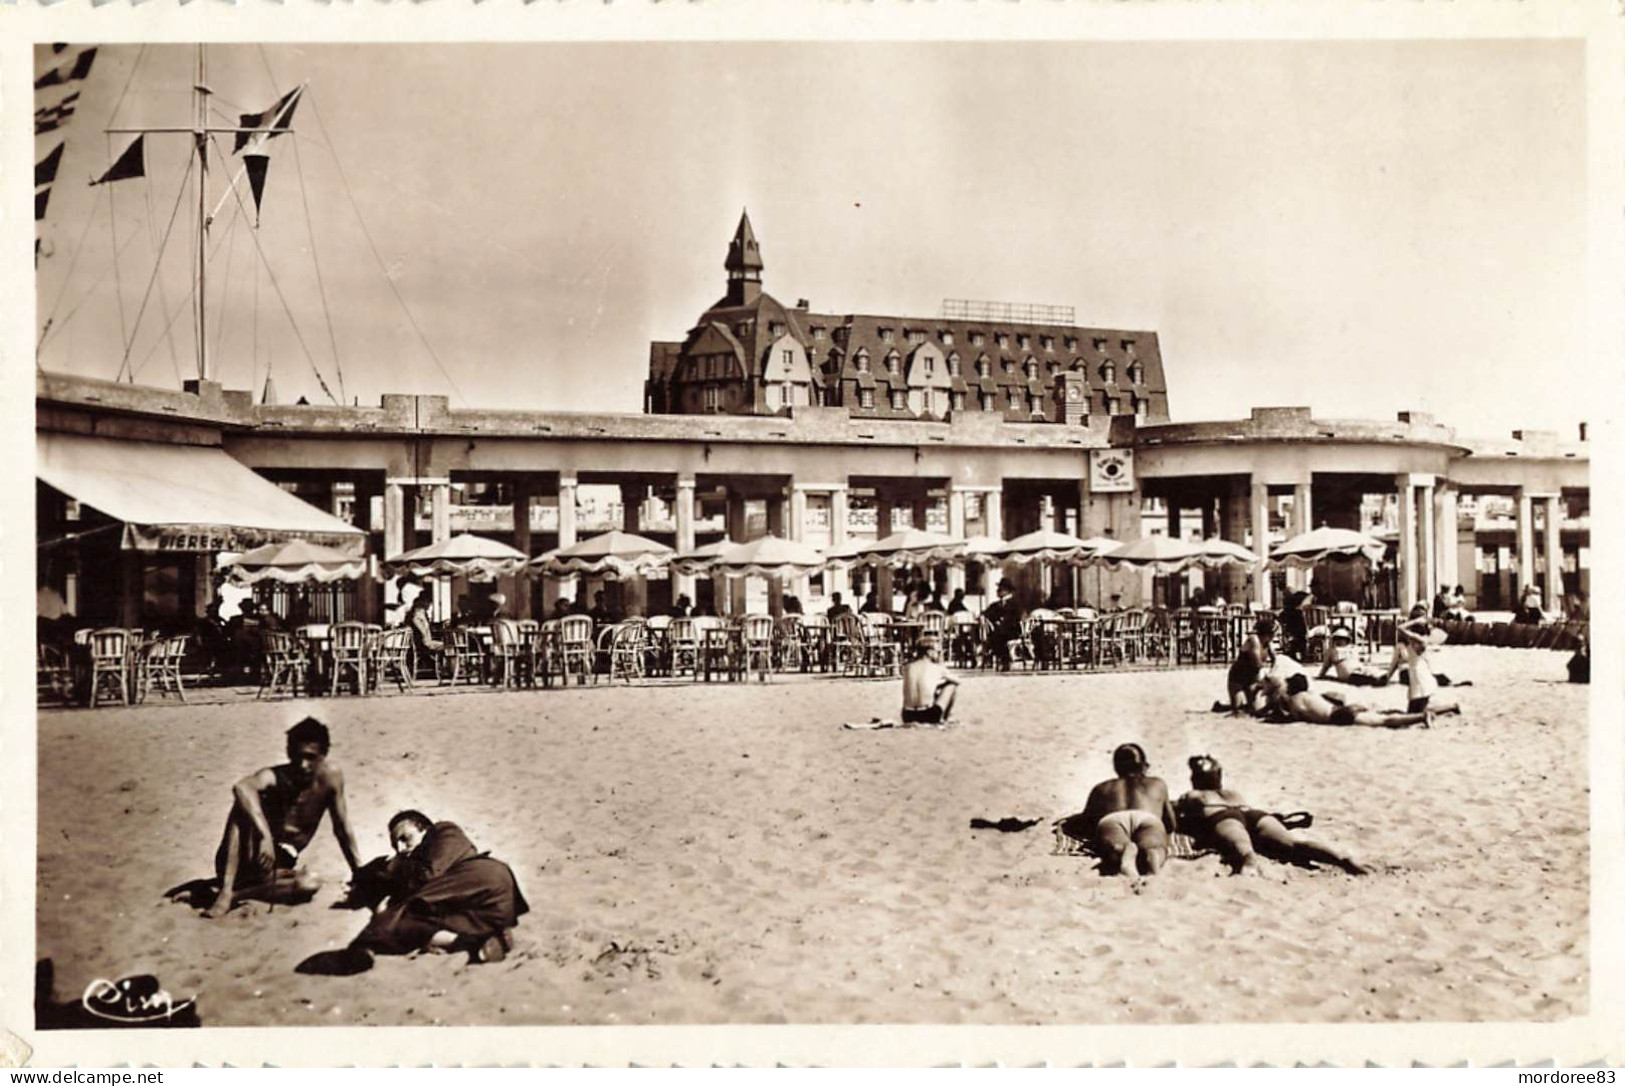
[796,298,810,310]
[1579,422,1588,442]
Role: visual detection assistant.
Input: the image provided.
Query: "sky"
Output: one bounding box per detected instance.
[33,39,1591,440]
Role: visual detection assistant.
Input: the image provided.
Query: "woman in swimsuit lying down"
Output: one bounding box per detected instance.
[1176,755,1372,877]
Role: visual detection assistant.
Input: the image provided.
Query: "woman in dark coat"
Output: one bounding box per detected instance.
[352,811,529,963]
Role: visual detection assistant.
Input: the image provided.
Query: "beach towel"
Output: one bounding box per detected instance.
[841,718,959,731]
[1051,813,1210,861]
[970,817,1042,832]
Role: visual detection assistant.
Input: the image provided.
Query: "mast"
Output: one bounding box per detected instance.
[194,44,209,383]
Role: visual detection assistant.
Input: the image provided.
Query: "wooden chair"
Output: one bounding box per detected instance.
[666,617,701,678]
[798,614,831,672]
[773,615,808,672]
[329,622,370,695]
[830,612,868,676]
[948,611,981,669]
[371,627,415,693]
[257,630,308,699]
[87,628,131,707]
[444,626,486,685]
[488,619,524,688]
[741,614,776,681]
[605,622,649,684]
[142,634,192,702]
[37,642,71,705]
[557,615,595,685]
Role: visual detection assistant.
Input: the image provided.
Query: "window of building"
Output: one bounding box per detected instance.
[1122,338,1136,354]
[1134,396,1149,421]
[891,389,907,410]
[1065,336,1079,352]
[885,352,900,375]
[947,353,961,377]
[1128,360,1144,385]
[970,331,985,347]
[769,322,784,337]
[879,327,894,344]
[977,357,991,378]
[1024,359,1038,380]
[812,325,826,341]
[1002,359,1015,375]
[1017,334,1030,350]
[855,351,870,374]
[1029,395,1043,415]
[1093,337,1108,353]
[952,391,966,411]
[941,330,954,347]
[981,392,996,412]
[860,388,875,409]
[996,333,1010,349]
[782,349,793,368]
[1106,395,1120,414]
[1042,336,1054,352]
[737,322,752,340]
[705,386,720,411]
[906,328,925,345]
[1100,361,1116,385]
[924,357,934,374]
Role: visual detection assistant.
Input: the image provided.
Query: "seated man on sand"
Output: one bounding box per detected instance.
[349,810,529,964]
[1075,743,1178,877]
[202,717,364,918]
[901,636,959,725]
[1175,755,1371,876]
[1261,673,1430,729]
[1317,626,1381,685]
[1221,617,1277,715]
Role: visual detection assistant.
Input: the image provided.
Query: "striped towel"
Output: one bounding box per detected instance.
[1051,818,1211,861]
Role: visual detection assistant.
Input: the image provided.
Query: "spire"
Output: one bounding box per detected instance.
[724,208,763,306]
[261,373,278,406]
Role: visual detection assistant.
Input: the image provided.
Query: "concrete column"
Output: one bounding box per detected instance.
[1542,494,1564,609]
[1166,501,1181,540]
[785,484,810,606]
[829,485,850,600]
[1201,498,1217,540]
[874,496,895,610]
[947,487,968,594]
[383,483,406,558]
[511,478,534,620]
[724,494,749,615]
[1251,480,1272,608]
[1434,484,1459,599]
[674,477,697,603]
[620,484,643,532]
[1516,488,1534,592]
[558,475,579,606]
[1040,494,1057,533]
[430,483,452,618]
[1287,481,1313,591]
[1417,479,1435,606]
[984,488,1005,598]
[912,496,929,531]
[1395,475,1417,611]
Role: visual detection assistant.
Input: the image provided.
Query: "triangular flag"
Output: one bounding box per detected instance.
[69,48,98,81]
[36,143,65,188]
[90,135,145,186]
[35,46,96,91]
[36,189,51,222]
[244,152,270,226]
[234,86,302,154]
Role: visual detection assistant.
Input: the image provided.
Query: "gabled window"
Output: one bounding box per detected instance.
[1017,334,1030,350]
[1024,359,1038,380]
[885,351,901,375]
[996,333,1010,349]
[855,351,870,374]
[940,330,955,347]
[859,388,875,409]
[879,327,894,344]
[890,389,907,410]
[947,353,961,377]
[977,356,992,378]
[1128,360,1145,385]
[1042,336,1055,352]
[1100,361,1116,385]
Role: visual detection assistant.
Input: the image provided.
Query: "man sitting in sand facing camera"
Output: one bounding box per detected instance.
[199,717,364,918]
[1075,744,1178,877]
[901,636,959,725]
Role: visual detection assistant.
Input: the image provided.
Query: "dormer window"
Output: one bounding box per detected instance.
[906,328,925,345]
[737,322,752,340]
[947,353,961,377]
[977,357,992,379]
[1017,335,1030,350]
[1122,338,1136,355]
[1042,336,1055,352]
[970,331,985,347]
[812,325,826,341]
[1002,359,1015,375]
[940,330,954,347]
[855,350,870,374]
[885,351,900,375]
[890,389,907,410]
[952,391,967,411]
[996,333,1010,349]
[1128,360,1144,385]
[1092,337,1108,353]
[1134,396,1149,420]
[1065,336,1079,352]
[1100,361,1116,385]
[1024,359,1038,380]
[860,388,875,409]
[1029,395,1044,415]
[981,392,996,412]
[879,327,894,344]
[769,322,784,337]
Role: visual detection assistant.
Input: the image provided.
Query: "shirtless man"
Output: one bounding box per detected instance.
[1176,755,1371,876]
[1261,673,1429,729]
[204,717,364,918]
[900,636,959,725]
[1317,627,1381,685]
[1076,743,1178,876]
[1224,618,1276,715]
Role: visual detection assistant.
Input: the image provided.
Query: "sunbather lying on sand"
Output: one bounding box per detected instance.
[1075,743,1178,877]
[1261,674,1431,728]
[1175,755,1372,876]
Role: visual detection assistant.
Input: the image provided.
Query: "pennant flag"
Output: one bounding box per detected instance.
[90,135,145,186]
[35,90,81,134]
[244,152,270,225]
[52,42,69,53]
[36,143,65,188]
[35,46,97,91]
[234,86,302,154]
[36,189,51,222]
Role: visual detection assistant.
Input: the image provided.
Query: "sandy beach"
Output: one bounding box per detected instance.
[35,644,1587,1028]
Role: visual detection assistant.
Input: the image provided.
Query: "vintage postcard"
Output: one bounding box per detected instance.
[3,0,1621,1069]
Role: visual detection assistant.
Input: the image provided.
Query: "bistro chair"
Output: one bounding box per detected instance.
[488,619,524,688]
[142,634,192,702]
[740,614,776,681]
[798,614,831,672]
[444,627,486,686]
[371,627,415,694]
[948,611,981,669]
[257,630,308,699]
[87,627,131,708]
[557,615,596,685]
[329,622,370,696]
[773,614,808,672]
[37,643,71,705]
[605,622,649,684]
[666,617,701,678]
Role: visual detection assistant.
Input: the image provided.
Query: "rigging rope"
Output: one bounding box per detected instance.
[126,197,246,382]
[286,88,348,405]
[211,190,241,371]
[142,174,184,386]
[209,133,340,405]
[107,136,132,379]
[303,85,468,407]
[115,153,196,383]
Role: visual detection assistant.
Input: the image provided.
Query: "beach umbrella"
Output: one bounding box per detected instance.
[853,529,966,568]
[707,535,826,581]
[997,528,1090,566]
[819,538,870,570]
[1195,537,1260,569]
[1090,535,1206,574]
[959,535,1008,559]
[1268,526,1386,569]
[385,533,529,581]
[1077,537,1124,557]
[669,536,736,576]
[532,529,673,579]
[224,538,370,585]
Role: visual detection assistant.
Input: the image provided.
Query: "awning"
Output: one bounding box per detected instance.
[37,432,366,555]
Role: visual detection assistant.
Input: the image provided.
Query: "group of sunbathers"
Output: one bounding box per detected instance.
[1074,743,1372,878]
[174,717,528,967]
[1224,606,1460,728]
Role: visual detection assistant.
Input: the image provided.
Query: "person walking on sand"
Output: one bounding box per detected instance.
[1176,755,1371,877]
[1075,744,1178,877]
[200,717,364,918]
[1381,605,1460,717]
[900,636,959,725]
[1261,673,1430,728]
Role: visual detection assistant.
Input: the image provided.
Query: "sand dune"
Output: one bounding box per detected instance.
[35,645,1587,1027]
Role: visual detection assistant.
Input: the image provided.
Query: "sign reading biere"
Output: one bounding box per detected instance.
[1089,448,1135,493]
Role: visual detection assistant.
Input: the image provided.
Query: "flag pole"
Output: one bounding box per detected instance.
[194,43,209,383]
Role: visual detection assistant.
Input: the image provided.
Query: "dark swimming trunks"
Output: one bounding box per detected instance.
[1328,705,1359,726]
[902,705,944,725]
[1206,807,1269,832]
[1228,657,1261,689]
[1406,697,1430,714]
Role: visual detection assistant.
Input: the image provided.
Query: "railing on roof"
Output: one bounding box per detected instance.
[939,298,1076,326]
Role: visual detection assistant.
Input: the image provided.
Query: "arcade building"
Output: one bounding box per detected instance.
[35,215,1589,630]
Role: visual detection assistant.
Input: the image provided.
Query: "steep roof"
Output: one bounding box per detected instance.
[725,209,764,274]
